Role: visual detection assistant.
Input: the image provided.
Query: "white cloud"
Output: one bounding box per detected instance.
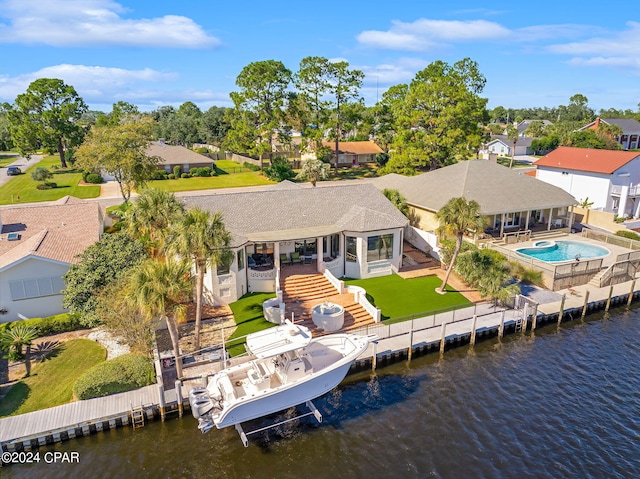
[0,64,229,109]
[357,18,510,51]
[0,0,219,47]
[358,58,430,86]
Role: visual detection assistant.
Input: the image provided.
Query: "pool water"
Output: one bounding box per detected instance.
[516,240,609,263]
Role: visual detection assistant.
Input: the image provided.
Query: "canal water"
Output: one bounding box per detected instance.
[4,307,639,479]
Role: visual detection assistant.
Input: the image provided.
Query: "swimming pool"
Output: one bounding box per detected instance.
[516,240,610,263]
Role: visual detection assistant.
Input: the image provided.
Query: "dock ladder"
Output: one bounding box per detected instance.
[130,402,146,429]
[514,315,524,333]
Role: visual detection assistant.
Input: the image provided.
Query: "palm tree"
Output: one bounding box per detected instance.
[382,188,409,216]
[436,197,486,294]
[126,188,185,257]
[127,258,193,379]
[506,125,519,168]
[0,324,39,377]
[167,208,233,351]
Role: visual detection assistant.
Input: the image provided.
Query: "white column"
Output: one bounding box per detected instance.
[316,236,324,271]
[618,185,629,218]
[525,210,531,230]
[547,208,552,231]
[634,199,640,219]
[274,242,281,269]
[500,212,505,237]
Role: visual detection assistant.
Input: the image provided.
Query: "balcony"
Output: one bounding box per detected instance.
[610,184,640,197]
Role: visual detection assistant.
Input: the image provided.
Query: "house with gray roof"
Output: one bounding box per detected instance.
[181,183,408,304]
[0,197,104,323]
[579,118,640,150]
[485,135,534,156]
[148,140,213,173]
[372,160,577,240]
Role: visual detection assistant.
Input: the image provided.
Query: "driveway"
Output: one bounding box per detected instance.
[0,154,43,187]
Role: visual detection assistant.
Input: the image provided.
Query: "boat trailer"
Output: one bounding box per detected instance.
[234,400,323,447]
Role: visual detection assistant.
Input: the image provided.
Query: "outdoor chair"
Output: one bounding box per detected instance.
[290,251,303,264]
[248,256,257,269]
[280,253,291,266]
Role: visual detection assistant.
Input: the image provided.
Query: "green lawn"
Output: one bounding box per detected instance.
[0,339,106,416]
[345,274,472,322]
[496,157,532,168]
[0,156,101,205]
[226,292,276,356]
[0,152,20,168]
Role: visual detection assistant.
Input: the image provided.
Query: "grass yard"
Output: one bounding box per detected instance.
[0,339,106,417]
[226,292,276,356]
[327,164,379,180]
[496,157,533,168]
[0,156,101,205]
[345,274,472,322]
[0,152,20,168]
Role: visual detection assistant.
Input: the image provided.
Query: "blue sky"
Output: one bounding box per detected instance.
[1,0,639,113]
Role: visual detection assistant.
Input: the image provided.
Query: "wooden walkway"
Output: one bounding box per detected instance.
[0,385,158,444]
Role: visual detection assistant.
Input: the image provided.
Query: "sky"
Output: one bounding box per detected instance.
[1,0,639,114]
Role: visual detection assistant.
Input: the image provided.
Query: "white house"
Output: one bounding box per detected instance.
[0,197,104,323]
[534,146,640,217]
[579,118,640,150]
[484,135,533,157]
[181,182,408,305]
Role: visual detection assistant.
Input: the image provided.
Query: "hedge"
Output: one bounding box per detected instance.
[0,313,83,336]
[85,173,104,184]
[73,353,155,399]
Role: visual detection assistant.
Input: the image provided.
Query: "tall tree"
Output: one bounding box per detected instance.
[96,101,140,126]
[436,197,486,294]
[127,258,193,379]
[8,78,88,168]
[167,208,232,351]
[295,56,333,151]
[126,189,185,257]
[224,60,292,167]
[325,61,364,174]
[200,106,232,146]
[383,59,489,174]
[75,118,159,203]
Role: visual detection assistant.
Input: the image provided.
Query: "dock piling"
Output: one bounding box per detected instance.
[558,294,566,326]
[498,311,505,340]
[440,322,447,354]
[157,384,166,421]
[581,290,590,320]
[470,315,478,346]
[175,380,183,417]
[605,285,614,312]
[628,280,636,307]
[408,327,414,360]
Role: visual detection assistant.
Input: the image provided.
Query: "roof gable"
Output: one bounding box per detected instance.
[147,142,212,165]
[535,146,640,174]
[321,141,383,155]
[373,160,576,216]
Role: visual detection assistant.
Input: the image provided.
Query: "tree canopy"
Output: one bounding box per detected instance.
[8,78,88,168]
[75,117,159,203]
[382,59,489,174]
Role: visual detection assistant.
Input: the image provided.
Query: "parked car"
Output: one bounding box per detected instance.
[6,166,21,176]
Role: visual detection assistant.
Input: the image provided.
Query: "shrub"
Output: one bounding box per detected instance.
[195,147,210,154]
[0,313,83,336]
[37,183,56,190]
[153,170,168,180]
[243,162,261,171]
[615,230,640,241]
[73,354,155,399]
[85,173,104,184]
[263,156,294,181]
[173,165,182,177]
[31,166,53,183]
[167,173,176,179]
[181,172,191,178]
[190,167,211,177]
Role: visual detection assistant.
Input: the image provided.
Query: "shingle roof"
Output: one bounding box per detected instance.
[0,198,103,269]
[579,117,640,133]
[372,160,576,216]
[147,142,213,165]
[489,135,533,147]
[534,146,640,174]
[321,141,383,155]
[181,183,408,245]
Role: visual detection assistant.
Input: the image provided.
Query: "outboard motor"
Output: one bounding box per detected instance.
[189,387,214,419]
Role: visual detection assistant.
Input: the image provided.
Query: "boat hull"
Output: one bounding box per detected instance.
[215,356,354,428]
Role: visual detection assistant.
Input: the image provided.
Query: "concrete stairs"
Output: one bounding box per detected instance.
[280,273,373,334]
[588,269,607,288]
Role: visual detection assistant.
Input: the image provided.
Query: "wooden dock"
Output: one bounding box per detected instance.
[1,277,638,453]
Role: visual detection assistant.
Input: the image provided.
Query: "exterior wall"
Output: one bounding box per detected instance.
[410,207,440,232]
[343,228,402,279]
[0,258,70,323]
[536,168,611,210]
[488,141,509,156]
[202,247,247,306]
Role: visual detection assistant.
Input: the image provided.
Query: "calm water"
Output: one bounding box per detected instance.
[517,240,610,262]
[4,308,639,479]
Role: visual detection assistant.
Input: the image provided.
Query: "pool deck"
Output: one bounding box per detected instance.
[500,233,633,268]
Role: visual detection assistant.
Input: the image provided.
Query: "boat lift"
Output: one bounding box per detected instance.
[234,400,323,447]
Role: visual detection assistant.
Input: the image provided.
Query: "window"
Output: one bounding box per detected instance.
[295,239,316,256]
[217,261,230,275]
[237,250,244,271]
[322,234,340,258]
[367,234,394,262]
[9,276,65,300]
[346,236,357,262]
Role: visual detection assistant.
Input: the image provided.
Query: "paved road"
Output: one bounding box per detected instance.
[0,154,43,187]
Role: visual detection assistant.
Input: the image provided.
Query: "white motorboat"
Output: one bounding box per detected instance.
[188,320,370,434]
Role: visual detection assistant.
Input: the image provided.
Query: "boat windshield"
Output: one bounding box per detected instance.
[245,321,312,359]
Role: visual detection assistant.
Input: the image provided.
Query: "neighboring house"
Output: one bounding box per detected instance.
[484,135,534,157]
[504,120,554,137]
[534,146,640,217]
[0,197,104,323]
[181,182,408,305]
[303,141,383,167]
[148,140,213,173]
[372,160,577,241]
[579,118,640,150]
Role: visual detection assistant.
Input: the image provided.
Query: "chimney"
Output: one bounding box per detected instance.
[594,118,600,129]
